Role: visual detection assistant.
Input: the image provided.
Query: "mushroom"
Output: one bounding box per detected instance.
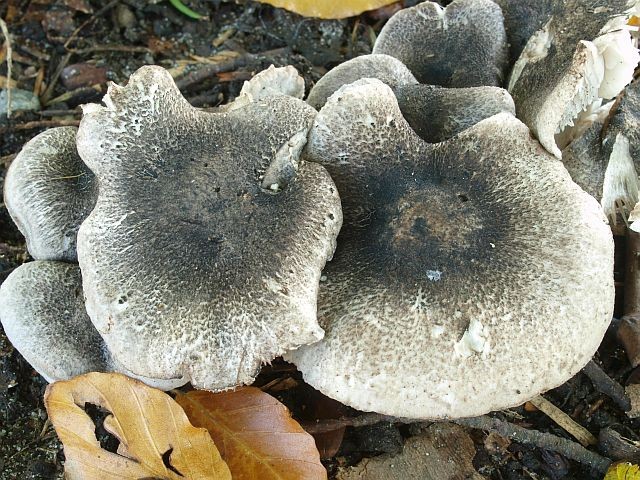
[287,79,614,419]
[4,127,97,262]
[508,0,639,157]
[223,65,306,112]
[372,0,509,88]
[306,54,418,109]
[0,261,110,383]
[562,80,640,223]
[76,65,342,391]
[393,84,515,143]
[306,54,515,142]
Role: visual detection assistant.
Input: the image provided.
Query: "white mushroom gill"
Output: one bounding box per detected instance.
[601,133,640,222]
[556,29,639,148]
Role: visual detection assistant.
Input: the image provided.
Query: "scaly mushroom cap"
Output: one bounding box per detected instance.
[306,54,418,109]
[508,0,639,157]
[76,66,342,391]
[4,127,97,261]
[0,261,109,382]
[393,84,515,143]
[288,79,614,419]
[373,0,508,88]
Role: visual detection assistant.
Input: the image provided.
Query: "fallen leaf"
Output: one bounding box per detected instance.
[176,387,327,479]
[604,462,640,480]
[44,372,231,480]
[255,0,398,19]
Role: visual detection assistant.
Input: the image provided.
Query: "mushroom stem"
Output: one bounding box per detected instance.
[625,228,640,315]
[617,229,640,368]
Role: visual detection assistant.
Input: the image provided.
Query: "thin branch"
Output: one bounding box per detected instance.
[455,415,611,474]
[0,17,13,118]
[582,360,631,411]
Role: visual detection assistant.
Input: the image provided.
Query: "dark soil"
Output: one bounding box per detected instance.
[0,1,638,479]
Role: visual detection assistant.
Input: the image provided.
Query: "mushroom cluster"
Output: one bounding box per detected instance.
[2,0,637,420]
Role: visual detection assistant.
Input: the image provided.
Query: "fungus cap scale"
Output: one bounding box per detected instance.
[288,79,614,419]
[75,66,342,391]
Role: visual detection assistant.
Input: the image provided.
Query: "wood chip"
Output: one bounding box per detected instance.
[337,423,485,480]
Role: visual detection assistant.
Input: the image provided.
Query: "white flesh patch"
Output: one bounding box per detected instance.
[594,29,639,99]
[454,318,489,357]
[508,20,553,92]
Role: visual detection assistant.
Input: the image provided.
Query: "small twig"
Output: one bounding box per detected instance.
[582,360,631,411]
[0,119,80,134]
[528,395,597,447]
[67,45,151,55]
[301,412,403,434]
[40,52,72,106]
[175,47,288,90]
[0,17,13,118]
[455,415,612,474]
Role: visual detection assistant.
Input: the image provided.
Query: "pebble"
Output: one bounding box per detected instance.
[0,89,41,117]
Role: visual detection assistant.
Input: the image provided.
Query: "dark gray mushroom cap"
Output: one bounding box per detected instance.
[4,127,97,261]
[76,66,342,391]
[0,261,109,382]
[373,0,508,88]
[306,54,418,109]
[508,0,638,157]
[288,79,614,419]
[394,84,515,143]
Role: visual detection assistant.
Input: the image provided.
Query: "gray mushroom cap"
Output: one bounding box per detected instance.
[373,0,509,88]
[508,0,639,157]
[287,79,614,419]
[393,84,515,143]
[306,54,418,109]
[223,65,306,112]
[0,261,110,383]
[0,261,188,389]
[4,127,97,261]
[76,66,342,391]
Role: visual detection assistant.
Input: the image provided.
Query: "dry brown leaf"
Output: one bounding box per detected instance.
[255,0,398,19]
[44,372,231,480]
[176,386,327,480]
